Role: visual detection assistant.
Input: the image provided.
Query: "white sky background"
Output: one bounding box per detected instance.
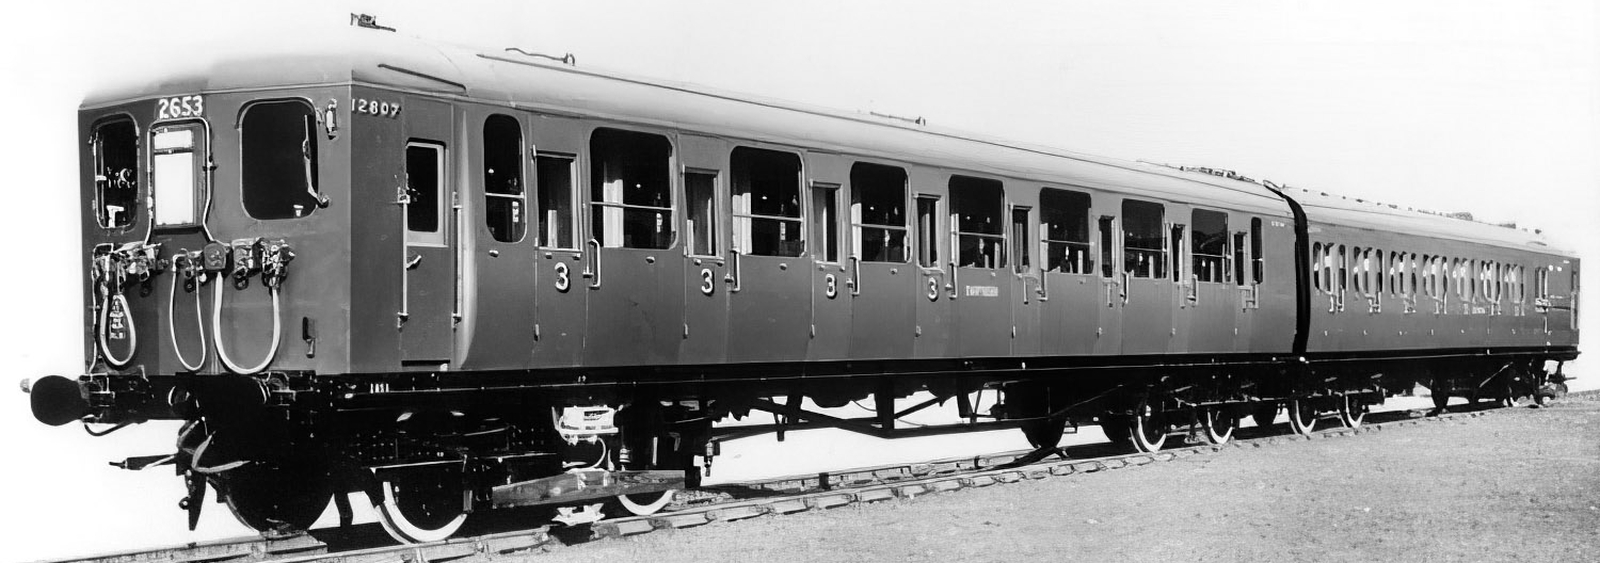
[1,0,1596,559]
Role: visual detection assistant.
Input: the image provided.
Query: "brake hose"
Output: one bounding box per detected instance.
[96,283,136,368]
[211,278,282,375]
[168,267,208,372]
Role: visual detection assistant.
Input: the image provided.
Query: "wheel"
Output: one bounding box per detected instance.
[1201,407,1236,445]
[617,490,676,516]
[1021,417,1067,450]
[216,460,333,534]
[372,468,468,544]
[1101,416,1131,444]
[1336,395,1366,428]
[1250,403,1278,430]
[612,401,688,517]
[1129,400,1168,452]
[1286,398,1317,436]
[1431,388,1450,413]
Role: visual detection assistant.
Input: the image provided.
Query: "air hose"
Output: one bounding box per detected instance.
[167,258,208,372]
[212,279,282,375]
[96,285,136,368]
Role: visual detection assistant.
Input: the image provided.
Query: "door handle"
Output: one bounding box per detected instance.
[1188,274,1199,304]
[1120,272,1130,304]
[728,251,742,293]
[848,256,861,296]
[405,253,422,270]
[584,239,602,289]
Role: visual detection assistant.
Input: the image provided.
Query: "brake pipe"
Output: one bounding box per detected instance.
[211,279,282,375]
[167,259,208,372]
[96,283,136,368]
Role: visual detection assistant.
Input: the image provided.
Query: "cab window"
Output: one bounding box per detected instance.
[241,100,322,219]
[93,118,139,229]
[150,123,204,227]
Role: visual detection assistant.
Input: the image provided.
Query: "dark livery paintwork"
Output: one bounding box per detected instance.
[32,25,1578,544]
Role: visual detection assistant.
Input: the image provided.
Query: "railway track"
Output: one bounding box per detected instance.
[34,395,1582,563]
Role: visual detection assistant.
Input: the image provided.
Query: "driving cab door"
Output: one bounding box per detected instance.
[398,98,455,364]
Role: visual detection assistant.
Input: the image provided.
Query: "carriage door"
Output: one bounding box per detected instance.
[678,134,730,363]
[398,99,455,363]
[584,128,685,366]
[1039,189,1098,356]
[949,176,1012,357]
[727,146,810,362]
[1188,208,1234,353]
[529,115,588,365]
[1120,199,1172,355]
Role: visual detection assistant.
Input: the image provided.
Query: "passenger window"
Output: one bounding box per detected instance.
[483,114,525,243]
[1122,200,1165,279]
[536,153,577,249]
[1337,244,1348,293]
[685,170,718,256]
[811,183,840,262]
[1170,224,1185,283]
[1233,232,1248,285]
[731,147,803,257]
[1098,216,1115,278]
[242,100,322,219]
[1373,249,1383,295]
[1191,209,1227,283]
[1250,218,1264,283]
[150,123,203,226]
[951,176,1005,269]
[1312,243,1324,292]
[1409,254,1419,297]
[405,142,445,245]
[93,118,139,229]
[915,195,940,268]
[1011,206,1031,274]
[851,163,908,263]
[591,128,673,249]
[1041,188,1092,274]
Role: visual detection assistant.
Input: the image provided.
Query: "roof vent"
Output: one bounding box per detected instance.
[350,13,395,32]
[505,48,577,66]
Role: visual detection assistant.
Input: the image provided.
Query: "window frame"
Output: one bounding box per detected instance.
[1040,188,1093,275]
[238,98,323,220]
[730,145,805,257]
[535,151,580,250]
[1121,199,1166,279]
[404,140,448,247]
[482,113,527,243]
[91,114,141,231]
[810,180,841,264]
[683,167,721,258]
[148,119,209,228]
[915,193,942,269]
[1189,208,1228,284]
[850,161,910,264]
[949,175,1007,270]
[589,127,677,250]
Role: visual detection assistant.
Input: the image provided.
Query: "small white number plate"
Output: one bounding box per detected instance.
[156,95,204,120]
[354,97,402,118]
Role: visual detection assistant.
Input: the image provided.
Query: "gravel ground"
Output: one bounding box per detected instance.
[520,396,1600,563]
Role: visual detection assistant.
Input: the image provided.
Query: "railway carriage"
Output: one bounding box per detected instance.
[26,21,1579,544]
